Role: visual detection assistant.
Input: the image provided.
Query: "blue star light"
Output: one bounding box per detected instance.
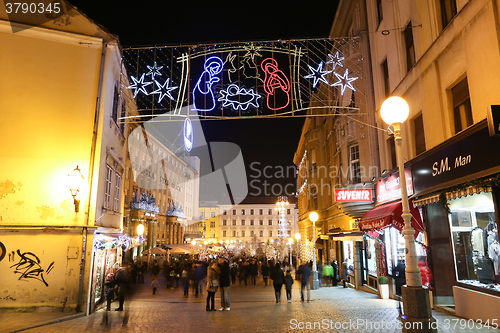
[127,74,152,98]
[304,62,332,88]
[146,62,163,79]
[327,51,345,69]
[331,69,358,95]
[151,78,178,102]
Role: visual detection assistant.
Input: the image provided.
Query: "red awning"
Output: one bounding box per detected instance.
[359,199,425,233]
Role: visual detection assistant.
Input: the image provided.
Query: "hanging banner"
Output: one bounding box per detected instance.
[121,38,365,121]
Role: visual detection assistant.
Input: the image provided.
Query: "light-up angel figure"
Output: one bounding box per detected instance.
[193,56,224,112]
[261,58,290,111]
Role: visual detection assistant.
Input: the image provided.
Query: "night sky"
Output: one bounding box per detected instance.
[69,0,339,200]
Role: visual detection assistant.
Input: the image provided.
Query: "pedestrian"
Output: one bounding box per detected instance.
[140,261,148,283]
[151,276,159,295]
[271,261,284,303]
[114,263,130,311]
[297,263,311,302]
[218,257,231,311]
[181,266,190,297]
[230,264,237,285]
[104,273,115,311]
[323,262,332,287]
[331,260,339,286]
[285,270,294,302]
[151,260,160,278]
[261,261,270,286]
[317,261,323,287]
[249,259,258,285]
[195,261,205,295]
[206,261,219,311]
[342,260,348,288]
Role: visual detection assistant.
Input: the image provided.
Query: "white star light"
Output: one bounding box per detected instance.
[327,51,345,69]
[304,62,332,88]
[127,74,152,98]
[151,78,178,102]
[146,62,163,79]
[331,69,358,95]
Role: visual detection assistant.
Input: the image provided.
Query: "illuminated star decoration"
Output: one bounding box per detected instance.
[326,51,345,69]
[304,62,332,88]
[218,84,261,111]
[146,62,163,79]
[243,43,262,61]
[331,69,358,95]
[151,78,178,102]
[127,73,152,98]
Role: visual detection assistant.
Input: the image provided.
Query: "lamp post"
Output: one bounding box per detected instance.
[308,211,319,289]
[288,237,293,266]
[68,166,84,212]
[294,233,301,268]
[380,96,435,332]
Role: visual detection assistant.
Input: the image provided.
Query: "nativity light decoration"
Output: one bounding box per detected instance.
[304,61,332,88]
[127,73,152,98]
[218,84,261,111]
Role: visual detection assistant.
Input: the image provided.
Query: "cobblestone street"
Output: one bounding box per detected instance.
[4,274,499,333]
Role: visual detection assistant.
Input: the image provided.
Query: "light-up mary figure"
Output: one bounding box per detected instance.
[193,56,224,112]
[261,58,290,111]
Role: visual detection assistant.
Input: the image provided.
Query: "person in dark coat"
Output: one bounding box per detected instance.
[249,259,258,285]
[261,261,270,286]
[331,260,339,286]
[114,264,130,311]
[218,257,231,311]
[297,263,311,302]
[230,264,237,285]
[284,270,294,302]
[151,260,160,277]
[271,262,284,303]
[140,261,148,283]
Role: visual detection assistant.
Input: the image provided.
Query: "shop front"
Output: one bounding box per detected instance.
[411,120,500,322]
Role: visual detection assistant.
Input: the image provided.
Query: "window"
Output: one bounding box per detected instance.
[113,173,121,211]
[259,209,263,215]
[269,230,273,237]
[440,0,457,30]
[119,102,126,134]
[404,22,416,72]
[210,221,215,228]
[250,220,254,226]
[223,210,227,215]
[223,219,227,226]
[349,144,361,183]
[259,220,263,226]
[233,209,236,215]
[376,0,383,26]
[268,209,272,215]
[200,212,205,219]
[241,219,245,226]
[232,219,236,226]
[268,220,273,226]
[287,209,291,215]
[111,82,120,125]
[310,148,317,170]
[250,209,254,215]
[211,212,215,218]
[104,165,113,209]
[241,209,245,215]
[211,233,215,238]
[452,78,473,134]
[232,230,237,237]
[381,59,389,98]
[413,114,426,155]
[241,231,245,237]
[223,230,227,237]
[250,230,254,237]
[387,134,397,170]
[259,230,263,237]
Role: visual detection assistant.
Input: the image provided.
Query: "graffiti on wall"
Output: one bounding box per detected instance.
[10,250,55,286]
[0,241,6,262]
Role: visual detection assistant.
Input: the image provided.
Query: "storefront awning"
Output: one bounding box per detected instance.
[412,186,492,207]
[359,199,425,233]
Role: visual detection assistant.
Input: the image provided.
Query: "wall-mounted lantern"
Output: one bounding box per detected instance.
[68,166,84,212]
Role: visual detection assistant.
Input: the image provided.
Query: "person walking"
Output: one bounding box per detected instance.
[249,259,258,286]
[284,270,294,302]
[114,264,130,311]
[261,261,270,286]
[271,261,284,303]
[230,264,237,285]
[151,276,159,295]
[206,261,219,311]
[195,261,205,295]
[218,257,231,311]
[151,260,160,278]
[297,263,311,302]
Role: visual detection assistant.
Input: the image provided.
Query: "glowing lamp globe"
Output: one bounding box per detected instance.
[380,96,409,125]
[295,233,301,240]
[309,211,319,222]
[137,224,145,236]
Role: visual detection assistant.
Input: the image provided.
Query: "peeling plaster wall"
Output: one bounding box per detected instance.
[0,233,81,310]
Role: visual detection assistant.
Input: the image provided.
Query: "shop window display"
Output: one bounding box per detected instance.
[343,241,354,275]
[363,236,377,277]
[448,192,500,292]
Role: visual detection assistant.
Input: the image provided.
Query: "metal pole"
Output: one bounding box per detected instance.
[393,123,421,287]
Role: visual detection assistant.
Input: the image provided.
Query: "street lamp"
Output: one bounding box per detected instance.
[308,211,319,289]
[381,96,435,331]
[68,166,84,212]
[288,237,293,266]
[137,224,145,236]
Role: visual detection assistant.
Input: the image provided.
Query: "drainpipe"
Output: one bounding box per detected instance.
[76,38,113,314]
